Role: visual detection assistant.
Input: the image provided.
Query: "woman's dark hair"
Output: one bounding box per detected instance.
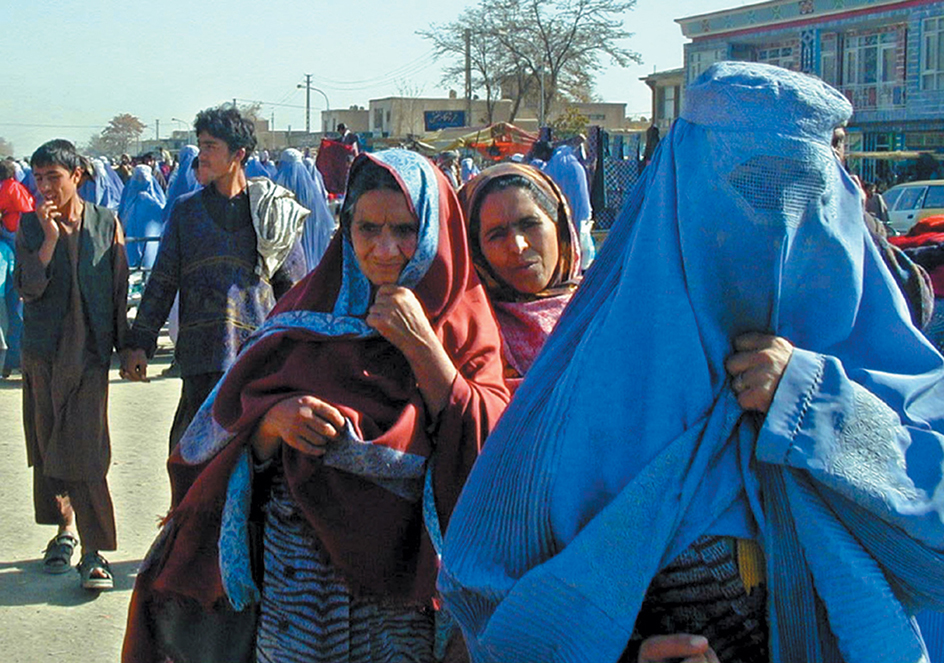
[339,158,405,238]
[0,160,15,181]
[30,139,83,172]
[468,174,559,245]
[194,106,257,165]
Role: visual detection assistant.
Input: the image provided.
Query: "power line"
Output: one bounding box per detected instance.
[0,122,103,129]
[308,51,440,91]
[233,98,307,110]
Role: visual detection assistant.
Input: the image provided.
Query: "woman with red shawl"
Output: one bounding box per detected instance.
[458,163,581,392]
[123,149,509,663]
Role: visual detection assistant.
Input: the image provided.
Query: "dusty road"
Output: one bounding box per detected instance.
[0,353,179,662]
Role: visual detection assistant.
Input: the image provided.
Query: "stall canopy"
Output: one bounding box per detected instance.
[444,122,538,161]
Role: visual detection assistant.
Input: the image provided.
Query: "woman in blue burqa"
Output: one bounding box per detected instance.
[119,165,167,271]
[163,145,201,223]
[79,158,123,211]
[275,147,335,272]
[439,62,944,663]
[543,145,595,271]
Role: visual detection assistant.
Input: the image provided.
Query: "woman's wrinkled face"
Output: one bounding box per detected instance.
[350,188,419,286]
[478,187,560,295]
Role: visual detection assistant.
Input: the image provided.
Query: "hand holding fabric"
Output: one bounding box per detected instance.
[367,284,458,415]
[367,285,438,356]
[253,394,346,461]
[725,332,794,414]
[638,634,720,663]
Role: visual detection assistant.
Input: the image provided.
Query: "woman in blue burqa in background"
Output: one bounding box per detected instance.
[543,145,595,271]
[163,145,201,222]
[439,62,944,663]
[120,165,166,271]
[79,158,123,211]
[275,148,335,272]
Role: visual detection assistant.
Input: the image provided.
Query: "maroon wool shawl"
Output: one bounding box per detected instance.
[123,154,509,663]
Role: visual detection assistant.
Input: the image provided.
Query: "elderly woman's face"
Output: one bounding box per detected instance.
[351,188,419,286]
[478,187,559,295]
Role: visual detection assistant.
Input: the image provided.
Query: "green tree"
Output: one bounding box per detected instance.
[421,0,641,124]
[550,105,590,139]
[98,113,147,155]
[0,137,13,157]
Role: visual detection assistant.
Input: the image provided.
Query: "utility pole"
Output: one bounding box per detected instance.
[155,119,160,140]
[305,73,312,133]
[464,29,472,126]
[298,76,330,135]
[233,98,237,109]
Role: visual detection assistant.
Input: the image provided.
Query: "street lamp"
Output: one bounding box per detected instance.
[298,76,331,134]
[171,118,193,144]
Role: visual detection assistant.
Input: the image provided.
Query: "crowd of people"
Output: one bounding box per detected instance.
[2,61,944,663]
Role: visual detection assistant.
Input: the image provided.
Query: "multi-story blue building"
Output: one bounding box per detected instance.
[668,0,944,182]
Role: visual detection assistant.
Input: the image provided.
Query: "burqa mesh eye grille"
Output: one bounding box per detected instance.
[728,156,827,228]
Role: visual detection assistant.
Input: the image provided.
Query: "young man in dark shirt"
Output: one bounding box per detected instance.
[16,139,129,590]
[122,106,309,453]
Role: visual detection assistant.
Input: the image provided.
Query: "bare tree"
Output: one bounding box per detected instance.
[419,6,512,124]
[421,0,640,123]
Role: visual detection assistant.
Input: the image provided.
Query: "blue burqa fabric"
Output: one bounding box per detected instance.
[303,156,319,180]
[244,156,270,179]
[121,165,166,270]
[20,166,40,202]
[261,150,277,178]
[544,145,595,269]
[461,158,480,184]
[439,62,944,663]
[118,164,165,221]
[79,158,122,211]
[275,148,335,271]
[163,145,201,223]
[103,159,124,194]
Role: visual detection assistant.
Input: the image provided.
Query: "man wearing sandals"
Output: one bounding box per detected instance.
[14,139,129,591]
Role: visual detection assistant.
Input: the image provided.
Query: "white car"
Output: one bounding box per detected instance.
[884,180,944,234]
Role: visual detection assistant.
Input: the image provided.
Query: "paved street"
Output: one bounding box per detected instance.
[0,353,179,662]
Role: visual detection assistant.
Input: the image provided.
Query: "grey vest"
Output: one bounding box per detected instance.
[19,204,118,363]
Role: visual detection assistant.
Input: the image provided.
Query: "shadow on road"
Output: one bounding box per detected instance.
[0,558,141,606]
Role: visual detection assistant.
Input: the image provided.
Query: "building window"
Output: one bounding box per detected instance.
[844,31,897,85]
[658,86,677,122]
[374,108,384,130]
[756,42,799,70]
[840,29,903,109]
[688,48,727,82]
[821,33,839,86]
[922,17,944,90]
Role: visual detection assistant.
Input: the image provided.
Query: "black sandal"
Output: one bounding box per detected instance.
[77,552,114,590]
[42,533,78,575]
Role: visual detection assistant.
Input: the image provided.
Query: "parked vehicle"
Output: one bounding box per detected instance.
[884,180,944,234]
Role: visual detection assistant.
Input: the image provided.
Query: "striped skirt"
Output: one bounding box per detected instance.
[256,477,435,663]
[622,535,769,663]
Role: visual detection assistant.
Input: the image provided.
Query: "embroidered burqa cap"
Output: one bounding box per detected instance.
[440,62,944,663]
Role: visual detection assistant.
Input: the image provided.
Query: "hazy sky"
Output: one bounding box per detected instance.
[2,0,756,156]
